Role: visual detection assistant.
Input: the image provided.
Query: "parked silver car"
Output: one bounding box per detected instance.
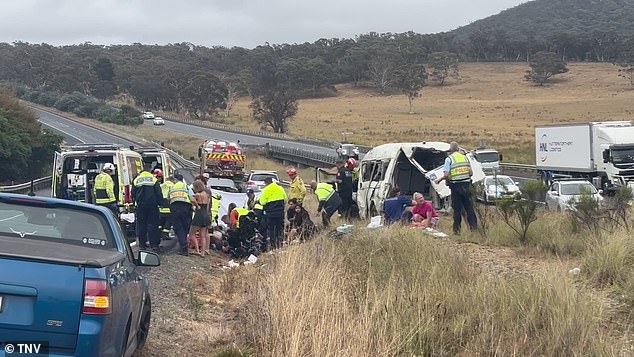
[476,174,521,203]
[545,179,603,212]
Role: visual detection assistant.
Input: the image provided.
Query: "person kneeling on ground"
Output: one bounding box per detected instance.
[411,192,440,229]
[310,180,342,227]
[382,187,414,225]
[287,204,317,243]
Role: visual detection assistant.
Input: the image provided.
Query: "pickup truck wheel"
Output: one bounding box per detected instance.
[135,297,152,353]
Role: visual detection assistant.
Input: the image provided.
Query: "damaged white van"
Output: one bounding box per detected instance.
[357,142,485,218]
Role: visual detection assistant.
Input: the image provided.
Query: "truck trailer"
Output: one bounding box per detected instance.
[535,121,634,193]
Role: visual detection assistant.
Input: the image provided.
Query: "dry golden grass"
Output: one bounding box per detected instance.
[233,228,621,356]
[227,62,634,163]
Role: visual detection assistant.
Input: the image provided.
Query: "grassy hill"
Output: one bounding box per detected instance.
[452,0,634,38]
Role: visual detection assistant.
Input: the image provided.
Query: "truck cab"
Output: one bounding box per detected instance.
[198,139,246,182]
[594,124,634,192]
[536,121,634,194]
[52,144,143,237]
[473,148,501,174]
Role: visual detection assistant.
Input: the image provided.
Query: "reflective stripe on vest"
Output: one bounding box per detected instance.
[449,152,471,182]
[134,172,156,187]
[211,198,220,220]
[160,181,174,213]
[168,182,191,204]
[94,173,116,204]
[315,183,335,202]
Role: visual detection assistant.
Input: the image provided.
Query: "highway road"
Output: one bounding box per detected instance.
[36,108,137,147]
[32,108,197,196]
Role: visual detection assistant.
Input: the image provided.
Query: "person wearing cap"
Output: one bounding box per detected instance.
[287,167,306,205]
[168,173,199,255]
[310,180,342,227]
[133,163,164,251]
[435,141,477,234]
[94,163,118,216]
[259,176,287,249]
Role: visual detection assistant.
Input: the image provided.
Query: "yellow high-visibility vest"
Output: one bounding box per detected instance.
[168,181,191,204]
[94,172,116,204]
[448,152,471,182]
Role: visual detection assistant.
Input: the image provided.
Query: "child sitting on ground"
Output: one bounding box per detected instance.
[411,192,440,229]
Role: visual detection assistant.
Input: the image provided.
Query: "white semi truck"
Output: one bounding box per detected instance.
[535,121,634,193]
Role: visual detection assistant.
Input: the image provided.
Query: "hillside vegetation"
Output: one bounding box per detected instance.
[0,90,61,183]
[223,62,634,164]
[453,0,634,39]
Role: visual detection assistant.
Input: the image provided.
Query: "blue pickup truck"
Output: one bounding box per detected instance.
[0,193,160,357]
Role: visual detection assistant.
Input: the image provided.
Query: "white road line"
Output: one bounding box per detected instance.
[0,213,24,222]
[40,121,86,144]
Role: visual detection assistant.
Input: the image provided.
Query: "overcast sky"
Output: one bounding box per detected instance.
[0,0,528,48]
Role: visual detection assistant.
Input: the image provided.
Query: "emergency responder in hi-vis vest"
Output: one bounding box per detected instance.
[133,163,164,251]
[155,169,174,239]
[310,180,342,227]
[435,141,478,235]
[94,163,118,217]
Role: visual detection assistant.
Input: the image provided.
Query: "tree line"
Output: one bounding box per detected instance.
[0,90,62,183]
[1,30,634,132]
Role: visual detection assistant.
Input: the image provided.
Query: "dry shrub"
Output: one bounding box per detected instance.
[583,232,634,288]
[528,212,588,257]
[238,228,616,356]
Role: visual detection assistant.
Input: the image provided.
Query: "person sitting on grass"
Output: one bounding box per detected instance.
[287,204,317,243]
[382,186,414,225]
[411,192,440,229]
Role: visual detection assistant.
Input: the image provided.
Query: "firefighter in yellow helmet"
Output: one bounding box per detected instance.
[93,163,118,216]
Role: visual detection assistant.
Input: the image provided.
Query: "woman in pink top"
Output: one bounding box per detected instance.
[411,192,440,228]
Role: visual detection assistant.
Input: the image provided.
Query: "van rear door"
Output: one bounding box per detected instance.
[52,151,63,198]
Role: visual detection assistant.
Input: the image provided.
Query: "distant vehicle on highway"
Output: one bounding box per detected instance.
[247,170,279,192]
[142,111,155,120]
[337,143,360,160]
[473,148,502,173]
[198,139,247,187]
[475,174,521,203]
[545,179,604,212]
[152,117,165,126]
[0,193,160,356]
[536,121,634,194]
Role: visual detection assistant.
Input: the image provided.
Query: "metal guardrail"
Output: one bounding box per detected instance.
[156,112,340,149]
[265,144,337,168]
[0,176,53,195]
[499,163,539,179]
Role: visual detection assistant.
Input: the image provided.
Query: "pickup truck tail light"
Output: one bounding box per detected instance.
[83,279,112,315]
[124,184,132,204]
